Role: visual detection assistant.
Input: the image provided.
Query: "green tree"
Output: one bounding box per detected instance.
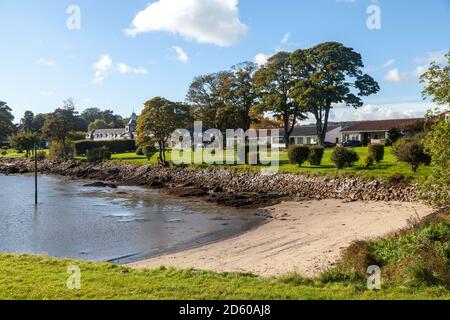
[41,99,78,160]
[0,101,15,141]
[422,115,450,206]
[88,119,112,131]
[136,97,192,165]
[186,72,228,129]
[254,51,307,148]
[10,132,39,157]
[387,127,403,144]
[420,51,449,106]
[292,42,380,146]
[20,111,34,132]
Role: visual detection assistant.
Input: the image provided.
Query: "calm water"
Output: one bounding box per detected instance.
[0,175,263,263]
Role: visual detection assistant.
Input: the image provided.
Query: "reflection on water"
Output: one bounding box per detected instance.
[0,175,263,263]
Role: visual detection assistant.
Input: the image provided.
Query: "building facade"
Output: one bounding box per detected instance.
[86,112,138,141]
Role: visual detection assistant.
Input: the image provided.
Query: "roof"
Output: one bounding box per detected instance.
[341,118,424,133]
[89,128,127,134]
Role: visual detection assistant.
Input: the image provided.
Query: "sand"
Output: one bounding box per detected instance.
[128,200,433,277]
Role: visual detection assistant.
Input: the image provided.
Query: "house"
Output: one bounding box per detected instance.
[86,112,137,141]
[341,118,424,145]
[268,125,342,148]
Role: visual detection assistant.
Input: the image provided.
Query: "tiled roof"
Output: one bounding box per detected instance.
[279,125,340,137]
[89,128,127,134]
[341,118,424,132]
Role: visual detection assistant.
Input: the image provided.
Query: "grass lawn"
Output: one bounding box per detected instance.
[1,147,432,182]
[0,254,448,300]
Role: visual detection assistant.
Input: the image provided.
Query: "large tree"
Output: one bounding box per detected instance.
[420,51,449,106]
[254,51,307,147]
[0,101,15,141]
[20,111,34,132]
[10,131,40,158]
[41,99,78,160]
[136,97,192,165]
[186,72,229,129]
[292,42,380,146]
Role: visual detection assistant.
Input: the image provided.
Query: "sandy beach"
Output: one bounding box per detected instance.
[128,200,433,277]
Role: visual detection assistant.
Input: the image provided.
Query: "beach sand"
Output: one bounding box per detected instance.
[128,200,433,277]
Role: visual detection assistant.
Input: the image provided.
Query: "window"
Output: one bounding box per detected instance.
[296,137,304,145]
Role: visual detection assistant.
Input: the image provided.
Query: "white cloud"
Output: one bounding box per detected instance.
[93,55,147,83]
[93,55,113,83]
[326,102,438,122]
[384,68,403,82]
[171,46,189,63]
[37,58,55,67]
[116,63,148,75]
[125,0,248,47]
[255,53,269,65]
[280,32,291,45]
[383,59,395,68]
[40,90,54,97]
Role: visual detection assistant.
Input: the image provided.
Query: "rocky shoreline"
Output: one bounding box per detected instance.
[0,158,420,207]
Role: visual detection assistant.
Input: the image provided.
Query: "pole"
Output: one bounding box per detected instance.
[34,144,38,206]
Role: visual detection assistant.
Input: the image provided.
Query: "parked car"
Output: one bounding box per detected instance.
[322,141,336,148]
[342,140,363,147]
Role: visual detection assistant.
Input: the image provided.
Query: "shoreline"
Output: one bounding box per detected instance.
[128,199,434,277]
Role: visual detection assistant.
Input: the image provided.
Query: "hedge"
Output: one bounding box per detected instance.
[74,140,136,155]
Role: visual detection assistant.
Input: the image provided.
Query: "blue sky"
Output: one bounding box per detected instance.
[0,0,448,123]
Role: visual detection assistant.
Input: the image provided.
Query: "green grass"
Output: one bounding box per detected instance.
[2,147,432,181]
[0,254,448,300]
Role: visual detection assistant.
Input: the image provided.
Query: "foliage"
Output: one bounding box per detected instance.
[288,145,310,167]
[368,144,385,163]
[74,140,136,155]
[291,42,380,146]
[10,132,40,157]
[422,118,450,206]
[0,101,15,140]
[420,51,450,105]
[49,139,75,160]
[393,139,430,173]
[330,147,360,169]
[86,147,112,163]
[254,51,307,147]
[137,97,191,165]
[387,128,403,146]
[142,145,157,161]
[88,119,111,132]
[308,146,325,166]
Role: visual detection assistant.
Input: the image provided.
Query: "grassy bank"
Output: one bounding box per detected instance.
[1,211,448,300]
[0,147,432,181]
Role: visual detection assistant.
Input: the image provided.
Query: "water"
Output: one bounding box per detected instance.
[0,175,264,263]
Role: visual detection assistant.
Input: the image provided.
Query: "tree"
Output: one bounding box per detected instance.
[80,108,102,125]
[88,119,111,132]
[394,140,429,172]
[136,97,192,165]
[292,42,380,146]
[0,101,15,141]
[387,127,403,144]
[186,72,228,129]
[422,113,450,206]
[224,62,259,131]
[10,132,39,157]
[42,99,78,160]
[20,111,34,132]
[420,51,449,106]
[254,51,307,148]
[31,113,47,134]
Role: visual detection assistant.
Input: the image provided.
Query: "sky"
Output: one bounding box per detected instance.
[0,0,449,124]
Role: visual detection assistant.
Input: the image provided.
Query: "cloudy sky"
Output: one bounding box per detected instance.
[0,0,448,123]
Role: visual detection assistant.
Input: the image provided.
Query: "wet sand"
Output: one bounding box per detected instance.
[128,200,433,277]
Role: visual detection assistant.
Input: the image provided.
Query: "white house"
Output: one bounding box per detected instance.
[86,112,138,141]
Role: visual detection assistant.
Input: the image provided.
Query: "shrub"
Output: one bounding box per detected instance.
[288,145,310,167]
[0,150,6,156]
[394,140,430,172]
[330,147,360,169]
[135,146,144,156]
[368,144,385,163]
[86,147,112,163]
[308,147,325,166]
[143,145,157,161]
[49,140,75,160]
[365,153,375,168]
[387,127,403,144]
[33,151,47,161]
[74,140,136,155]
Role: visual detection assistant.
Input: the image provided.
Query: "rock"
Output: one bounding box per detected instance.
[83,181,117,188]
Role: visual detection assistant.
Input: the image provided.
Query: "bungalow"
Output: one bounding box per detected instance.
[341,118,424,145]
[269,125,342,148]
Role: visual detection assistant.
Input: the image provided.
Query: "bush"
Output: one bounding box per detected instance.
[33,151,47,161]
[288,145,310,167]
[308,147,325,166]
[330,147,360,169]
[365,153,375,168]
[49,140,75,160]
[0,150,6,156]
[143,145,157,161]
[135,146,144,156]
[74,140,136,155]
[368,144,385,163]
[394,140,430,172]
[86,147,112,163]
